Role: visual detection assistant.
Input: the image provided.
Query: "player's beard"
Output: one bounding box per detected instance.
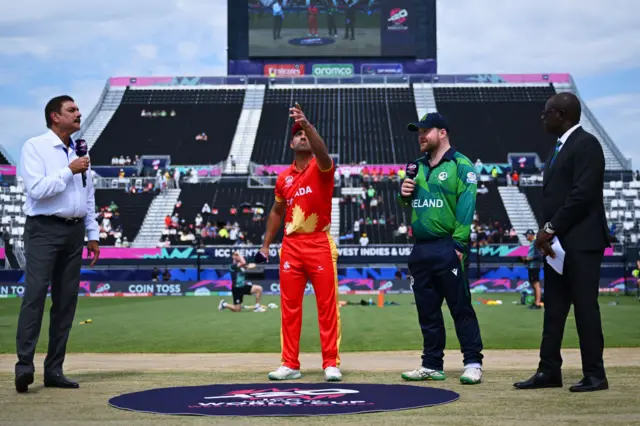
[420,136,440,154]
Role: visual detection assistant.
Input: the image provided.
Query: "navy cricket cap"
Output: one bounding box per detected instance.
[407,112,450,132]
[523,229,535,236]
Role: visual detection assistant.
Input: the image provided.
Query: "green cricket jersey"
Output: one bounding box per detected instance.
[229,263,247,288]
[398,148,478,253]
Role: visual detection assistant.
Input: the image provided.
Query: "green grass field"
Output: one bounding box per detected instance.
[1,293,638,353]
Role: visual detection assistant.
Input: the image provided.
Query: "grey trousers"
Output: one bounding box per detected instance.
[15,215,84,376]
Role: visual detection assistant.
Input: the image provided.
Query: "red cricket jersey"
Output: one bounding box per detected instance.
[275,157,334,236]
[308,6,318,15]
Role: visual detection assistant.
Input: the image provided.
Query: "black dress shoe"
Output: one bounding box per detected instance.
[569,377,608,392]
[15,372,34,393]
[44,373,79,389]
[514,371,563,389]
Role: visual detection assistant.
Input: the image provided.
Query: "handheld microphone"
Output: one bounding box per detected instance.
[75,139,88,188]
[405,161,419,180]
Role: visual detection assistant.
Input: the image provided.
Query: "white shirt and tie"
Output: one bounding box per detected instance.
[556,123,581,154]
[19,129,100,241]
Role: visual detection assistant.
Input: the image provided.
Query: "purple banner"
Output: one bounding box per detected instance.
[229,59,436,76]
[0,165,16,176]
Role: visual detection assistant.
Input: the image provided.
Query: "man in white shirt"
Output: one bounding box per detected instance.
[14,95,100,394]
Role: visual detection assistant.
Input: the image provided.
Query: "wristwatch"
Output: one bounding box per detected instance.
[543,222,556,235]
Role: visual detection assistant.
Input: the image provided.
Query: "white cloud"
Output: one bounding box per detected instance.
[134,44,159,60]
[587,93,640,170]
[437,0,640,76]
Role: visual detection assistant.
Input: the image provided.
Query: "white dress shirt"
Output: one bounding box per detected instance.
[19,129,100,241]
[556,123,581,153]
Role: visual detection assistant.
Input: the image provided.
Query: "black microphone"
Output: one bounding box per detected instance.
[405,161,419,180]
[75,139,88,188]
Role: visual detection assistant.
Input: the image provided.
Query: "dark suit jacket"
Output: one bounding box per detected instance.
[542,126,609,252]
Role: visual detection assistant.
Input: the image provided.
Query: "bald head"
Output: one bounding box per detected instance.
[549,92,581,124]
[542,92,582,136]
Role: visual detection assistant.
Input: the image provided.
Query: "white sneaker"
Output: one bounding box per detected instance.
[401,367,446,381]
[460,367,482,384]
[324,366,342,382]
[268,366,302,381]
[254,307,266,312]
[218,300,226,311]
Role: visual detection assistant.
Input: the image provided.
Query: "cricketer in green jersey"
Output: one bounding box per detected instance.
[398,112,484,385]
[218,252,265,313]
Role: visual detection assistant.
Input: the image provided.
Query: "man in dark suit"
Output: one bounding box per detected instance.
[514,92,610,393]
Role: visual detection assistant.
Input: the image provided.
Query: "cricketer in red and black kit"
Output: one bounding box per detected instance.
[254,103,342,382]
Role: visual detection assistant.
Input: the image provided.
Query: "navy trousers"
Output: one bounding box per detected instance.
[408,238,484,370]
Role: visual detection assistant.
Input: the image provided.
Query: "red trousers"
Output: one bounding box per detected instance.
[308,17,318,35]
[279,231,341,370]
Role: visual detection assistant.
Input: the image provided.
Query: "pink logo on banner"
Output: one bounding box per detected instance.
[0,165,16,176]
[80,248,161,259]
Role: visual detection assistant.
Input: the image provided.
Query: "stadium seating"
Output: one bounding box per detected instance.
[0,185,26,249]
[165,182,282,246]
[339,180,411,245]
[251,87,419,165]
[521,186,544,227]
[433,86,558,163]
[604,179,640,244]
[94,189,155,243]
[90,88,245,165]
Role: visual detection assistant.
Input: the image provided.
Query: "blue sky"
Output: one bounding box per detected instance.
[1,0,639,169]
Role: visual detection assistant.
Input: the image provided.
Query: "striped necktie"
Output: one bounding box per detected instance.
[549,140,562,167]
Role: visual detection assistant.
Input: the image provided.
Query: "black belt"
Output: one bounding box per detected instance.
[34,215,83,225]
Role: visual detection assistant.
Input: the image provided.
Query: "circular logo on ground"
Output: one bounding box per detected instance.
[288,37,336,47]
[109,383,459,417]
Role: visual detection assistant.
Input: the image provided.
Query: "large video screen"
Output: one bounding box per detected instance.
[249,0,410,57]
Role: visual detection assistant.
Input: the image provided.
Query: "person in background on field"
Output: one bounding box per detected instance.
[325,0,338,36]
[219,252,265,312]
[307,0,319,36]
[521,230,543,309]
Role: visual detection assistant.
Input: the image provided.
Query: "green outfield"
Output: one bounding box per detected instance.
[1,293,638,353]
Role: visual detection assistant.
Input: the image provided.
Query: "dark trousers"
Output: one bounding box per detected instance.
[273,15,283,39]
[15,215,85,376]
[344,10,356,39]
[538,249,606,379]
[408,239,483,370]
[327,14,337,35]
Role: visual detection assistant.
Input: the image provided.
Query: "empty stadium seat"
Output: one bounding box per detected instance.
[252,87,419,165]
[94,189,155,243]
[90,88,245,165]
[433,86,558,163]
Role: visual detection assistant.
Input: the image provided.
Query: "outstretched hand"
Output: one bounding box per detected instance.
[289,103,310,128]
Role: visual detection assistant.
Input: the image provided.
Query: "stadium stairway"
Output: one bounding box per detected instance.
[498,186,539,245]
[412,83,437,120]
[133,189,181,248]
[75,87,125,151]
[224,84,266,174]
[331,197,341,244]
[553,83,628,171]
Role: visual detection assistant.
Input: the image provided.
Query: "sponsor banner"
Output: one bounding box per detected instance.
[108,72,570,87]
[229,59,436,76]
[361,63,403,75]
[312,64,354,78]
[256,164,404,175]
[0,165,16,176]
[263,64,305,77]
[1,277,634,298]
[0,244,615,263]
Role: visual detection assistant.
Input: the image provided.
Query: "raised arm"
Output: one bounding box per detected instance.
[290,103,333,171]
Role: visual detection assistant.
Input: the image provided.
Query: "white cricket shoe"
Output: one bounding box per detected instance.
[401,367,446,381]
[218,300,226,311]
[268,366,302,381]
[254,307,267,312]
[324,367,342,382]
[460,367,482,384]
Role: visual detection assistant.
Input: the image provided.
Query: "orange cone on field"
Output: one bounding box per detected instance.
[377,290,384,307]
